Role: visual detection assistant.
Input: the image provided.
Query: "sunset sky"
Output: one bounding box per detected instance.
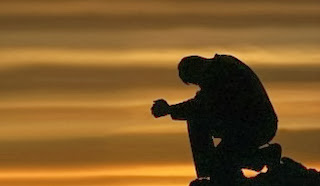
[0,0,319,185]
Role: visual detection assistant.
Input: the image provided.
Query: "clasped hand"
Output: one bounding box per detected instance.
[151,99,170,118]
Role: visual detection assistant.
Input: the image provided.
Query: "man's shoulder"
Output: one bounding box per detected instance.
[215,53,242,63]
[214,53,252,71]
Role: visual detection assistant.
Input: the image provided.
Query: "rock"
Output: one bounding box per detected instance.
[189,157,320,186]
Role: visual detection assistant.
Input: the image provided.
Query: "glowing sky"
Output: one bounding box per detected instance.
[0,0,319,185]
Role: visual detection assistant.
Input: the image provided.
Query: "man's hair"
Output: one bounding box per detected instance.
[178,56,205,84]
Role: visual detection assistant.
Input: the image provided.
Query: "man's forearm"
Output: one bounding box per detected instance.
[168,92,201,120]
[169,101,193,120]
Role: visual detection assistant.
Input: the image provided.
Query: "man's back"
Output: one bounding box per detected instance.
[197,54,278,143]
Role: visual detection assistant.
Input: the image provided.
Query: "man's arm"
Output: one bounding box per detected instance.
[169,98,199,120]
[151,92,202,120]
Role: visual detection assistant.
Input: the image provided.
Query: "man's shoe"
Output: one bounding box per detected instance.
[240,143,282,172]
[262,143,282,170]
[189,177,211,186]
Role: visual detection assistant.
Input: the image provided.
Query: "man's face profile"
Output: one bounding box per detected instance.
[178,56,206,85]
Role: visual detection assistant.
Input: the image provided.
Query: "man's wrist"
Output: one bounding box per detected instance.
[167,105,173,115]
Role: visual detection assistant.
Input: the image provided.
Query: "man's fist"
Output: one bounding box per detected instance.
[151,99,170,118]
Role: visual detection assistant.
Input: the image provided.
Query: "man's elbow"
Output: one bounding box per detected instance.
[170,114,187,121]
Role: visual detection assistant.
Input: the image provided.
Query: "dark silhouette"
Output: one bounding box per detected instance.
[189,157,320,186]
[151,54,320,185]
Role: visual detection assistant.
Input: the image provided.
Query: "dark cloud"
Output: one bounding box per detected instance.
[254,65,320,83]
[0,133,193,168]
[0,65,319,96]
[273,130,320,163]
[0,65,179,95]
[0,14,319,32]
[0,130,319,169]
[0,1,318,51]
[0,0,319,31]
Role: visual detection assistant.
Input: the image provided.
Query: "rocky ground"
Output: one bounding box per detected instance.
[190,157,320,186]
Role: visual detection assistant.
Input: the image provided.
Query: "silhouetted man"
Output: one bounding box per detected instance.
[151,54,279,183]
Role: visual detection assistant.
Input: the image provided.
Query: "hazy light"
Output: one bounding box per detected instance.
[0,164,195,179]
[0,47,320,69]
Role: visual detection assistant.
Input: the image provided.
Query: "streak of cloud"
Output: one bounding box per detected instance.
[0,0,319,32]
[0,65,319,95]
[0,130,319,169]
[1,28,319,49]
[0,175,192,186]
[1,14,319,31]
